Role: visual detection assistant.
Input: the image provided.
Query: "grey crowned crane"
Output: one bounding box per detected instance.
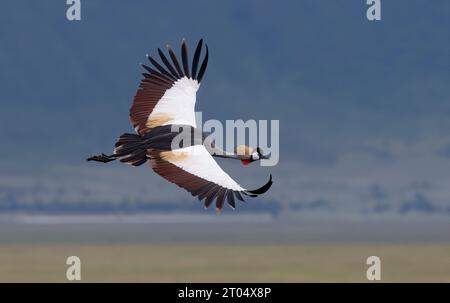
[87,39,273,213]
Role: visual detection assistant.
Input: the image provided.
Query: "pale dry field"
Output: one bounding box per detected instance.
[1,243,449,282]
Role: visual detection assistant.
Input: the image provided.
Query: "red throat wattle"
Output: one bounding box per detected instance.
[241,159,251,165]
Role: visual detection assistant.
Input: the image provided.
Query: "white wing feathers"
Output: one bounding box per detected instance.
[164,145,244,192]
[149,77,200,128]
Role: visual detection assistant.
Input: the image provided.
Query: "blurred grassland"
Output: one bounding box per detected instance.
[1,243,449,282]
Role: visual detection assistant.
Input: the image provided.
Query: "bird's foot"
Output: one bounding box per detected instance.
[86,153,116,163]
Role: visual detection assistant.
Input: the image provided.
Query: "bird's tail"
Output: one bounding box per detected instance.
[114,133,148,166]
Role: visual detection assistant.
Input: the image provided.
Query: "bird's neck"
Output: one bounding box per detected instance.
[210,148,249,160]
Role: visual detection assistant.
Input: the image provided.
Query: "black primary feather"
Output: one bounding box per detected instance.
[197,45,209,83]
[198,185,216,201]
[147,55,176,81]
[191,39,203,80]
[181,39,190,78]
[141,64,172,83]
[234,191,245,202]
[227,190,236,209]
[215,188,226,210]
[246,174,273,195]
[204,189,218,208]
[167,45,184,77]
[158,48,179,78]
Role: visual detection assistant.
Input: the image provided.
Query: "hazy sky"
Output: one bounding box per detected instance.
[0,1,449,214]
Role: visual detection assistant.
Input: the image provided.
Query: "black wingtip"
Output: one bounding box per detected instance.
[197,44,209,83]
[191,39,203,80]
[181,39,190,78]
[141,63,152,73]
[167,45,184,77]
[158,47,179,78]
[246,174,273,195]
[147,54,176,81]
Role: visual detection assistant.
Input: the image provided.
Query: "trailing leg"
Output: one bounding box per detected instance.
[86,153,116,163]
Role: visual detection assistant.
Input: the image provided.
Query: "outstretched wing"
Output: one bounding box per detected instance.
[130,39,209,135]
[149,145,273,213]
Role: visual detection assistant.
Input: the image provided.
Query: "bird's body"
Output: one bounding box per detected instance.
[87,39,273,213]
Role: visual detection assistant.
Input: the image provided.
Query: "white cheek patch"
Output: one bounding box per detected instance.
[252,152,260,160]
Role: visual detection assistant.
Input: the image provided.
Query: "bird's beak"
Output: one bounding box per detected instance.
[260,154,270,160]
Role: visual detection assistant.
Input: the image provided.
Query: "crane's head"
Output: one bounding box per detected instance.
[235,145,269,165]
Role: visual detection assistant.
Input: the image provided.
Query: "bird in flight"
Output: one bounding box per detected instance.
[87,39,273,213]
